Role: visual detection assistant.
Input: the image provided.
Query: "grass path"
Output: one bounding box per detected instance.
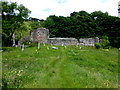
[2,45,119,88]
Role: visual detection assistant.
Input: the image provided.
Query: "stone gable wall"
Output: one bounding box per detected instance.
[30,28,49,43]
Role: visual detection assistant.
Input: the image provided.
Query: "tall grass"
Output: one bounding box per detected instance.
[2,44,119,88]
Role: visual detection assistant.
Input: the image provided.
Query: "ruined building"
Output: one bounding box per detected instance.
[18,28,100,46]
[30,28,49,43]
[28,28,100,46]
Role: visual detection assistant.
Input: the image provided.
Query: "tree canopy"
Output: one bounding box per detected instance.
[43,11,120,48]
[2,1,31,46]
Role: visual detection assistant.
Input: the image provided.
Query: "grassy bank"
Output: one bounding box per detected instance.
[2,44,119,88]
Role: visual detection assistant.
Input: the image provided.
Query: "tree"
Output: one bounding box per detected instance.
[43,15,59,37]
[2,1,31,46]
[15,22,31,42]
[91,11,120,48]
[43,10,120,48]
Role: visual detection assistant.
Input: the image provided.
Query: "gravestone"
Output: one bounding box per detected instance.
[47,46,49,50]
[12,33,16,47]
[22,44,24,51]
[38,43,40,49]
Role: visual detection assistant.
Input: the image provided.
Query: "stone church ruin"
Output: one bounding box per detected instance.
[19,28,100,46]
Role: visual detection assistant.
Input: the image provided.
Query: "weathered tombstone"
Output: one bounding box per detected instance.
[47,46,49,50]
[76,43,79,47]
[38,43,40,49]
[62,43,64,46]
[12,33,16,47]
[22,44,24,51]
[15,45,18,47]
[52,46,58,49]
[43,43,46,46]
[29,42,31,45]
[64,45,66,48]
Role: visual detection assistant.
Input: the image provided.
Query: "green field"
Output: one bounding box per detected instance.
[2,44,119,88]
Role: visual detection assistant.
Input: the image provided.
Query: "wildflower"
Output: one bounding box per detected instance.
[103,80,109,87]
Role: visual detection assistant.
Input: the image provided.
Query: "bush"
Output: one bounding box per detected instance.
[101,36,110,49]
[95,43,101,49]
[22,40,29,45]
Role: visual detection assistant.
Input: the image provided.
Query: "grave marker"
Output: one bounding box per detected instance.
[22,44,24,51]
[12,33,16,47]
[38,43,40,49]
[47,46,49,50]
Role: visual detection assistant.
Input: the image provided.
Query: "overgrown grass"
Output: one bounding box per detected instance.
[2,44,119,88]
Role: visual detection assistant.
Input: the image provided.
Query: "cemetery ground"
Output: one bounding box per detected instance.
[2,44,119,88]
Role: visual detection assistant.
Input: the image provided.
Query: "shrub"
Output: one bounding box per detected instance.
[22,40,29,45]
[95,43,101,49]
[101,36,110,49]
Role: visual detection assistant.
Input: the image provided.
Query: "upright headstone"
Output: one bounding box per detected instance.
[76,43,79,47]
[22,44,24,51]
[12,33,16,47]
[79,47,82,49]
[62,43,64,46]
[38,43,40,49]
[64,45,66,48]
[43,43,46,46]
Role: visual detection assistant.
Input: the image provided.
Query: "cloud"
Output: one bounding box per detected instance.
[42,8,51,12]
[9,0,119,20]
[56,0,68,4]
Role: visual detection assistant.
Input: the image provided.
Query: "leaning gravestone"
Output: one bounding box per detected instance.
[12,33,16,47]
[47,46,49,50]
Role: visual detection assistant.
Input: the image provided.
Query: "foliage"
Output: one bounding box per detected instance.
[43,11,120,48]
[2,1,31,46]
[95,43,101,49]
[2,45,118,88]
[14,22,31,41]
[101,36,110,49]
[28,21,43,30]
[21,40,29,45]
[2,0,120,48]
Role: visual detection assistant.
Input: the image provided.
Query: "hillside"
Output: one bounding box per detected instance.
[2,44,119,88]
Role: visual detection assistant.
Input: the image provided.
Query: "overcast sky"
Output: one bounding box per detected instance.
[7,0,119,20]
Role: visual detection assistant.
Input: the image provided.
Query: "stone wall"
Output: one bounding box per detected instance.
[79,37,99,46]
[48,38,78,45]
[18,28,101,46]
[18,37,29,47]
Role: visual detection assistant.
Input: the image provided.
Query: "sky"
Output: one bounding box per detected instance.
[7,0,119,20]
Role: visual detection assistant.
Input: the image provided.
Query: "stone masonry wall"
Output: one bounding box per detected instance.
[79,37,99,46]
[30,28,49,43]
[48,38,78,45]
[22,28,100,46]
